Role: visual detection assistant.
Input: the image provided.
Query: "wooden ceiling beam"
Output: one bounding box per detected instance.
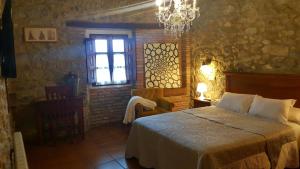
[65,20,161,29]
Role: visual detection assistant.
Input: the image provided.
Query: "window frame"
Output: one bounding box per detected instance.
[89,34,130,86]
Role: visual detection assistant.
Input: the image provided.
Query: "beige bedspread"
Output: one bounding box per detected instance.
[125,106,299,169]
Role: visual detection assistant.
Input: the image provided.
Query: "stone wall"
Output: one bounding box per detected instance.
[0,0,3,13]
[0,78,12,169]
[11,0,299,137]
[191,0,300,100]
[1,2,12,169]
[10,0,191,135]
[9,0,154,140]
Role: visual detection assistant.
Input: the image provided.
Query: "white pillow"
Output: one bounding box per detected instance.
[288,107,300,124]
[249,96,296,124]
[216,92,256,113]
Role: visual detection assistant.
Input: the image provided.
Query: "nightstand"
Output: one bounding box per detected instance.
[193,98,211,108]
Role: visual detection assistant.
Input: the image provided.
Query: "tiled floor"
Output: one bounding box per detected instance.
[26,123,147,169]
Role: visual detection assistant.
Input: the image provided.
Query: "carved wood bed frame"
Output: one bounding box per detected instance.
[225,72,300,108]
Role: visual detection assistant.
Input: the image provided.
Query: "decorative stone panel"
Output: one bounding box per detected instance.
[144,43,181,88]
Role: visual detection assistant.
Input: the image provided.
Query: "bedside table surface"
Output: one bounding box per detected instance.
[193,98,211,102]
[193,98,212,108]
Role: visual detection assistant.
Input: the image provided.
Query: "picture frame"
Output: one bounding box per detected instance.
[24,27,57,42]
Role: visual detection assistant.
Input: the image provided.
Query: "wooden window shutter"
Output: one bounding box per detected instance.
[126,38,136,84]
[85,38,96,84]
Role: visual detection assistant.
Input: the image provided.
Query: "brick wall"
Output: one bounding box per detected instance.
[136,29,191,111]
[88,86,131,127]
[88,29,192,127]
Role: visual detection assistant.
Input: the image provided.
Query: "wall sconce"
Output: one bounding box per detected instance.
[200,58,215,80]
[197,83,207,100]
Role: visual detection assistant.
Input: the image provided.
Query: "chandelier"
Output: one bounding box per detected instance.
[155,0,200,36]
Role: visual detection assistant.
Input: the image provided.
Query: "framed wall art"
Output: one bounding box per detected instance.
[144,42,182,88]
[24,28,57,42]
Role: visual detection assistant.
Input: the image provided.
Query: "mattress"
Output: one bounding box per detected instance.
[126,106,299,169]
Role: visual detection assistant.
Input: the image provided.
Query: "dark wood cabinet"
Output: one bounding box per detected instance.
[193,98,211,108]
[35,97,84,143]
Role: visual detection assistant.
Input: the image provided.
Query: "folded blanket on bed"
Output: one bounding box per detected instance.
[123,96,157,124]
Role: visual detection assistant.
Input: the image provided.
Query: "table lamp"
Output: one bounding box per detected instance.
[197,83,207,100]
[200,58,215,80]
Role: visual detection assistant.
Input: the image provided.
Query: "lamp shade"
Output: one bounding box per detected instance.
[200,64,215,80]
[197,83,207,93]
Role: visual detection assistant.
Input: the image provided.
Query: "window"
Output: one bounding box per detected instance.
[85,35,133,86]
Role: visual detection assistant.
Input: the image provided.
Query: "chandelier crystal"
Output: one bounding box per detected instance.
[156,0,200,37]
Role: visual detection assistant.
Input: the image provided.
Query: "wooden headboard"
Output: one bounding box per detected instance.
[225,72,300,108]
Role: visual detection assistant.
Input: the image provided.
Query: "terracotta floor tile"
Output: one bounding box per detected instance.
[26,123,142,169]
[104,145,126,159]
[116,158,128,168]
[95,160,124,169]
[85,153,114,167]
[122,158,149,169]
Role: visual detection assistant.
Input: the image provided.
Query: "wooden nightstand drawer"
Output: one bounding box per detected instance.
[193,98,211,108]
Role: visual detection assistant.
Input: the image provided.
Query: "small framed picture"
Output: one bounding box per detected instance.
[24,28,57,42]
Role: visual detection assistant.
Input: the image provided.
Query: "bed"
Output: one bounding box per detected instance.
[125,72,300,169]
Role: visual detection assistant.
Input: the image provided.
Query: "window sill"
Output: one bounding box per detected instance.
[89,84,132,90]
